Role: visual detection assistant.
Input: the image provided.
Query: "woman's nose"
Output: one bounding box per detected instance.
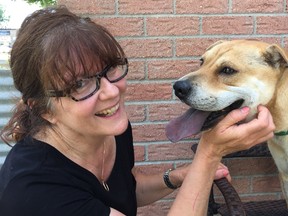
[97,77,119,100]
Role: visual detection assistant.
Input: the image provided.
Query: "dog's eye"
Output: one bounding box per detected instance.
[220,67,237,75]
[199,58,204,66]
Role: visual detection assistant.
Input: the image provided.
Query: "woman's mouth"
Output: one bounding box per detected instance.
[95,103,120,117]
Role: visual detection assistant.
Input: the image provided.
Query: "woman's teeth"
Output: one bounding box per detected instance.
[95,104,119,117]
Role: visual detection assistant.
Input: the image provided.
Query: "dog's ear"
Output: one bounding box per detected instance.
[206,40,226,51]
[265,44,288,68]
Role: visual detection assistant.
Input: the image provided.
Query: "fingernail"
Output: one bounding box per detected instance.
[240,106,250,113]
[222,170,229,176]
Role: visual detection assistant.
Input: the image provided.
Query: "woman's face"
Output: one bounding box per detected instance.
[47,70,128,141]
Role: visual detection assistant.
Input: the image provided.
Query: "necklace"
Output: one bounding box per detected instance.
[101,142,109,191]
[61,139,110,192]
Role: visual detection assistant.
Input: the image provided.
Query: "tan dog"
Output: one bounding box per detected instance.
[166,40,288,203]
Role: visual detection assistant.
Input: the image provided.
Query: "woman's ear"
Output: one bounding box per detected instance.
[41,112,57,124]
[37,99,57,124]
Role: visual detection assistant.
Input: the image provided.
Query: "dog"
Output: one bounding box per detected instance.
[165,39,288,204]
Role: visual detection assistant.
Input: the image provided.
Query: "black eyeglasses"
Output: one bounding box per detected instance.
[47,58,128,102]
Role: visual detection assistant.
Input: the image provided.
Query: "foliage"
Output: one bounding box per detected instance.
[0,5,10,24]
[0,6,4,22]
[24,0,57,7]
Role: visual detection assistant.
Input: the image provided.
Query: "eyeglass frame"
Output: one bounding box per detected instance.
[47,58,128,102]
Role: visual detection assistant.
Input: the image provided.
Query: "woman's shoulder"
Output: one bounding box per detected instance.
[2,137,50,171]
[0,136,99,197]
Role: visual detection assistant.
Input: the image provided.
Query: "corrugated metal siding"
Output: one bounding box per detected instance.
[0,69,20,165]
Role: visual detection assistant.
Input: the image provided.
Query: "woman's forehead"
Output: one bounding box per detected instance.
[64,58,104,80]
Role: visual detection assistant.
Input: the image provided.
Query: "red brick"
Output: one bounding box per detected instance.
[239,194,282,202]
[148,59,200,79]
[174,38,282,58]
[125,104,146,122]
[134,145,145,162]
[58,0,115,14]
[176,38,220,57]
[126,83,172,101]
[252,176,281,193]
[257,16,288,34]
[148,142,194,161]
[250,37,282,45]
[225,157,278,176]
[148,103,189,121]
[202,16,253,35]
[132,124,167,142]
[134,164,173,174]
[118,0,173,14]
[146,17,199,36]
[126,60,145,81]
[176,0,228,14]
[232,0,283,13]
[93,17,144,37]
[119,39,173,58]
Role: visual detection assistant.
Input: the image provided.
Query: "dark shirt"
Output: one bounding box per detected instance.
[0,122,137,216]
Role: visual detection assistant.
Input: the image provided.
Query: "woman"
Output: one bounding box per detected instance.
[0,6,275,216]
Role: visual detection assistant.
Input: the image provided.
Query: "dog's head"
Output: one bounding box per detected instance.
[166,39,288,142]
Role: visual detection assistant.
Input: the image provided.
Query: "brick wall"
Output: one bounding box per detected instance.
[10,0,288,215]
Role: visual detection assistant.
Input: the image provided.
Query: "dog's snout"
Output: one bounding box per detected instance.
[173,80,191,99]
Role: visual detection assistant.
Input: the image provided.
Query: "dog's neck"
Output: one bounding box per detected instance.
[269,68,288,137]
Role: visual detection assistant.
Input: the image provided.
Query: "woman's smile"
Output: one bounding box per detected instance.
[95,103,120,117]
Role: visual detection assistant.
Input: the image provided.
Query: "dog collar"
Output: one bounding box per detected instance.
[274,130,288,136]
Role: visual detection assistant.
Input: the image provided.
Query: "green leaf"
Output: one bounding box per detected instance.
[24,0,56,7]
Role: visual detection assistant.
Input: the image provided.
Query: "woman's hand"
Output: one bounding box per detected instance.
[214,163,231,181]
[198,105,275,159]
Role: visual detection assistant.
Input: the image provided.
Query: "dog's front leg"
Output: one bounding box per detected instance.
[268,141,288,207]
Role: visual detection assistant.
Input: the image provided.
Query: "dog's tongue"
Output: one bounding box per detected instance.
[165,108,210,143]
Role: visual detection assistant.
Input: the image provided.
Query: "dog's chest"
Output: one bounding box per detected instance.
[268,136,288,174]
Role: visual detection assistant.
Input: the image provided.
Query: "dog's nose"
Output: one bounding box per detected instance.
[173,80,191,99]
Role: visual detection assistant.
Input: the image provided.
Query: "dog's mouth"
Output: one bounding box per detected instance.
[201,99,244,131]
[165,99,244,142]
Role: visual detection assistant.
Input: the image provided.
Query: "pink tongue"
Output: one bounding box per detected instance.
[165,108,211,143]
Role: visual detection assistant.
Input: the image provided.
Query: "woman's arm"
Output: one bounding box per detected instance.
[168,152,220,215]
[133,162,229,207]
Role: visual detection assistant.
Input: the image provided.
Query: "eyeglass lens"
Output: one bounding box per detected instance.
[70,63,128,101]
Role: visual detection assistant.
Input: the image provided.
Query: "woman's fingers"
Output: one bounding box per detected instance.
[217,106,250,133]
[214,163,231,181]
[199,105,275,157]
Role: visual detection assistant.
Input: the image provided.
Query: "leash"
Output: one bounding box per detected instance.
[274,130,288,136]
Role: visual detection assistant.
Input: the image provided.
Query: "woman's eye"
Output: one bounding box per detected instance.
[74,79,89,91]
[75,80,84,89]
[220,67,237,75]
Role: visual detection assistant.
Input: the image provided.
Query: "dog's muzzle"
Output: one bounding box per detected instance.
[166,79,244,143]
[173,80,191,100]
